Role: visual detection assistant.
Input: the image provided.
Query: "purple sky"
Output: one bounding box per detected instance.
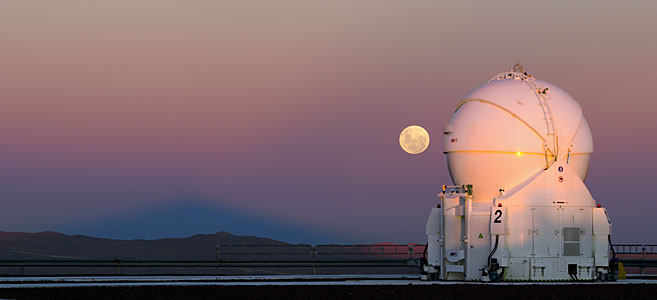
[0,1,656,243]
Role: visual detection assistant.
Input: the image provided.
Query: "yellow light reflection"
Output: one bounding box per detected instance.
[516,151,522,156]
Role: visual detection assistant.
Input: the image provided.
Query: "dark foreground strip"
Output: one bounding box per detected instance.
[1,284,657,300]
[0,277,410,285]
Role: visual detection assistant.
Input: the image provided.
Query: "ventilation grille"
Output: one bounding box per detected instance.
[563,227,580,256]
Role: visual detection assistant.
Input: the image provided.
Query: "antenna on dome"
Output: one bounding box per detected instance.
[511,62,527,75]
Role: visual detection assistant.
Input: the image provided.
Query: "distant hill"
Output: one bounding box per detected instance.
[56,201,343,244]
[0,231,288,260]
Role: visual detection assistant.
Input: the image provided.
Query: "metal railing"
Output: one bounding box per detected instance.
[612,244,657,274]
[215,244,424,275]
[3,244,656,277]
[613,244,657,254]
[215,244,424,259]
[0,244,425,276]
[0,258,422,276]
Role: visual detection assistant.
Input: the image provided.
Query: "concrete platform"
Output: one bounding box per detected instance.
[0,274,655,287]
[0,277,656,300]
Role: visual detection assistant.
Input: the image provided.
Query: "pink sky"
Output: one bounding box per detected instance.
[0,1,656,243]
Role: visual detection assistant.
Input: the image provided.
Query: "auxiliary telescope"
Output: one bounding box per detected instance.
[422,64,615,281]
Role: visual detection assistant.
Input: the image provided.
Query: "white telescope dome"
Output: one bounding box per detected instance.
[443,70,593,202]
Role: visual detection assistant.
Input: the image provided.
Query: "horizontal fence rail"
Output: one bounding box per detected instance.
[0,244,655,276]
[617,259,657,268]
[612,244,657,274]
[0,259,421,268]
[613,244,657,254]
[0,244,425,276]
[0,258,653,276]
[216,244,425,259]
[0,259,421,276]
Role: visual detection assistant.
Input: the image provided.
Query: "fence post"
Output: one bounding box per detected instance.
[311,245,317,275]
[641,246,646,274]
[215,244,220,275]
[408,245,415,273]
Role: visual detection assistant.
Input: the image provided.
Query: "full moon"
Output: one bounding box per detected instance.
[399,125,430,154]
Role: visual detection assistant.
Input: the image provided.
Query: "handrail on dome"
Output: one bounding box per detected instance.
[487,62,532,83]
[487,71,529,83]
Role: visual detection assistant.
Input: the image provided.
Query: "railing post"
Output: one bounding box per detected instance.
[641,246,646,274]
[215,244,220,275]
[408,245,415,273]
[311,245,317,275]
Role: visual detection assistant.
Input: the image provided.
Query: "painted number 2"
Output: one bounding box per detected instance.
[494,210,503,223]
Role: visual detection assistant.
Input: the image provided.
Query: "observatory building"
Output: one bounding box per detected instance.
[422,65,614,281]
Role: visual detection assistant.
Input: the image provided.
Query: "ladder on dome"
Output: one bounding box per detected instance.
[525,79,555,136]
[512,63,558,158]
[488,64,559,162]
